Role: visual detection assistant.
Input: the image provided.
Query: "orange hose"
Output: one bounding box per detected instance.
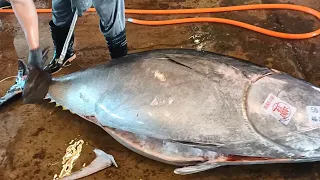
[125,4,320,15]
[127,17,320,39]
[0,4,320,39]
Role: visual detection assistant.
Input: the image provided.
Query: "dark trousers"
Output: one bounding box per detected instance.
[52,0,125,38]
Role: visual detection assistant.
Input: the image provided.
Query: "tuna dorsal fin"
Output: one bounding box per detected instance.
[164,54,193,69]
[164,54,226,82]
[174,162,222,175]
[174,140,225,148]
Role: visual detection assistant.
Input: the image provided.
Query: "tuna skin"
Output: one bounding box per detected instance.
[46,48,320,170]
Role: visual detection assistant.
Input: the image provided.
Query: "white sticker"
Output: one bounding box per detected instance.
[262,93,297,125]
[306,106,320,123]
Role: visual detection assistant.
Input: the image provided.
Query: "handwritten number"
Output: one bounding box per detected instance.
[311,107,319,114]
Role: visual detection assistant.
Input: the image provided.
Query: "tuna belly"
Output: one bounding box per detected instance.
[79,114,211,166]
[79,115,320,175]
[102,126,320,175]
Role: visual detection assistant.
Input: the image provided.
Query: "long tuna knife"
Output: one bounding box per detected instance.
[57,9,78,65]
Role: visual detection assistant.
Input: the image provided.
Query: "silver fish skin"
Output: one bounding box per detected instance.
[47,48,320,160]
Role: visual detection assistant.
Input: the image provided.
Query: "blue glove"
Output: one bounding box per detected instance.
[71,0,93,17]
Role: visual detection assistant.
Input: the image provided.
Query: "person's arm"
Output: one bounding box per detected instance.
[8,0,51,104]
[9,0,39,50]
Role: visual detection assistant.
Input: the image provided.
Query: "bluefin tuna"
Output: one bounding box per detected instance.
[3,48,320,176]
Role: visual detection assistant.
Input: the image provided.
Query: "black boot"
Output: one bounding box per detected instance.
[43,20,76,74]
[0,0,11,9]
[101,20,128,59]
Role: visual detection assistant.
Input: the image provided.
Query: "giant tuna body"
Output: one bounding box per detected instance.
[44,48,320,174]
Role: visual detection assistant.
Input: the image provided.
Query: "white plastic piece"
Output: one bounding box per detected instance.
[59,148,117,180]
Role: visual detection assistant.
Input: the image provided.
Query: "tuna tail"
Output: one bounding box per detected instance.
[0,59,28,106]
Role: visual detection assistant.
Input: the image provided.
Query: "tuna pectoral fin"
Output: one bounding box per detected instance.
[174,162,221,175]
[174,157,318,175]
[60,149,117,180]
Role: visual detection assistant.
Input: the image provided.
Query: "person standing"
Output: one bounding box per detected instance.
[44,0,128,74]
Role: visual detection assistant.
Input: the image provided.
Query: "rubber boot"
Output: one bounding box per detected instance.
[0,0,11,9]
[100,21,128,59]
[43,20,76,74]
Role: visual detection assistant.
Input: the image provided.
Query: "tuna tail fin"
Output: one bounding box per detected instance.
[174,162,222,175]
[17,58,29,77]
[0,59,29,106]
[41,46,50,66]
[0,46,51,106]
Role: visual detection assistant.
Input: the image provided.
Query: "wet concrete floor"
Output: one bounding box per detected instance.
[1,0,320,179]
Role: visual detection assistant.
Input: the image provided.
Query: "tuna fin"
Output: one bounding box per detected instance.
[44,94,53,100]
[59,149,117,180]
[174,156,320,175]
[174,140,224,148]
[44,95,50,100]
[0,59,28,107]
[174,162,221,175]
[17,59,29,76]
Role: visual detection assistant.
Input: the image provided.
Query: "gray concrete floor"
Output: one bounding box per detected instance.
[1,0,320,179]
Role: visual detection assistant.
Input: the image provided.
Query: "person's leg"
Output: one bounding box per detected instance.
[44,0,76,74]
[92,0,127,59]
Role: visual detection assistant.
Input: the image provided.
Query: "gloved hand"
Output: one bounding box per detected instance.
[22,47,52,104]
[70,0,93,17]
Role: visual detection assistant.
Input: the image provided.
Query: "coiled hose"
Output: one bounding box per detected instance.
[1,4,320,39]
